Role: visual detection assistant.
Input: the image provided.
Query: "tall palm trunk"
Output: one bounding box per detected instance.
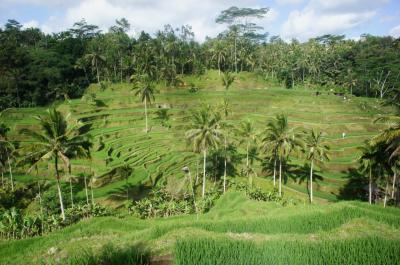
[384,176,389,208]
[223,135,227,193]
[218,55,221,76]
[202,149,206,198]
[38,182,44,234]
[95,59,100,84]
[391,170,397,199]
[279,159,282,197]
[309,160,314,203]
[84,175,89,205]
[234,35,237,73]
[91,176,94,205]
[246,142,249,179]
[273,158,276,187]
[69,178,74,208]
[55,157,66,221]
[369,166,372,204]
[144,97,148,133]
[69,166,74,207]
[7,153,13,192]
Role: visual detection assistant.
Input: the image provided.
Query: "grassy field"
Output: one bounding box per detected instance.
[2,70,389,205]
[1,192,400,264]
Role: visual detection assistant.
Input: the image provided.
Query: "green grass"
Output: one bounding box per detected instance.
[2,70,391,204]
[175,237,400,265]
[1,192,400,265]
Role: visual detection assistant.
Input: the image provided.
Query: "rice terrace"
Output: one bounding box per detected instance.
[0,1,400,265]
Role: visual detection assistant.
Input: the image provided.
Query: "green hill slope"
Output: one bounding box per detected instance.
[1,71,389,204]
[1,192,399,264]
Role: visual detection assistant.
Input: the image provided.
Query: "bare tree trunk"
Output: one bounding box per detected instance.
[384,177,389,208]
[310,160,314,203]
[69,178,74,208]
[195,159,199,185]
[38,182,44,235]
[144,97,148,133]
[84,175,89,205]
[202,149,206,198]
[392,171,397,199]
[279,159,282,197]
[96,59,100,84]
[91,176,94,205]
[246,142,249,181]
[218,55,221,76]
[273,158,276,187]
[7,153,13,192]
[369,166,372,204]
[223,135,227,193]
[55,157,66,221]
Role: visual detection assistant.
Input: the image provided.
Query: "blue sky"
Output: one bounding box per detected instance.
[1,0,399,41]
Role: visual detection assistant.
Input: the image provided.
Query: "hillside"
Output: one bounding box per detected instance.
[2,71,389,204]
[1,191,400,265]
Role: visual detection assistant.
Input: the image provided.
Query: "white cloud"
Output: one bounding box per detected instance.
[281,0,389,41]
[275,0,304,5]
[31,0,274,41]
[390,24,400,37]
[22,19,39,29]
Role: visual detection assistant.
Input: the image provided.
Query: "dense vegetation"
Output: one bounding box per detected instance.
[1,8,400,109]
[0,5,400,265]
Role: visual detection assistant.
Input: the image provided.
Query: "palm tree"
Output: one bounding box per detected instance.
[185,105,222,197]
[134,77,155,133]
[303,130,330,203]
[218,99,231,193]
[0,123,15,191]
[85,51,106,84]
[265,114,301,196]
[210,41,227,75]
[221,71,235,90]
[20,108,91,220]
[234,120,257,186]
[357,142,378,204]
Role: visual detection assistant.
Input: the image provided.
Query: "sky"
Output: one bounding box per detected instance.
[0,0,400,42]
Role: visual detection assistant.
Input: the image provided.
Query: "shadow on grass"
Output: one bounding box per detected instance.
[45,243,150,265]
[338,167,368,201]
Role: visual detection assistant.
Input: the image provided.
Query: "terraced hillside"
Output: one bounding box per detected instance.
[2,71,389,203]
[1,192,399,265]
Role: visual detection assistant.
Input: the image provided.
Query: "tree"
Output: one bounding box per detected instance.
[265,114,301,196]
[218,99,231,193]
[216,6,269,73]
[185,105,222,197]
[116,164,133,200]
[134,75,155,133]
[0,123,15,191]
[234,120,257,186]
[357,142,379,204]
[302,130,330,203]
[20,108,91,220]
[85,50,106,84]
[221,71,235,90]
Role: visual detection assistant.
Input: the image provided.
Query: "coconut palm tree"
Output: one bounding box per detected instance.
[234,120,257,186]
[0,123,15,191]
[20,108,91,220]
[357,142,378,204]
[218,99,231,193]
[134,77,155,133]
[303,130,330,203]
[265,114,301,196]
[185,105,222,197]
[221,71,235,90]
[85,51,106,84]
